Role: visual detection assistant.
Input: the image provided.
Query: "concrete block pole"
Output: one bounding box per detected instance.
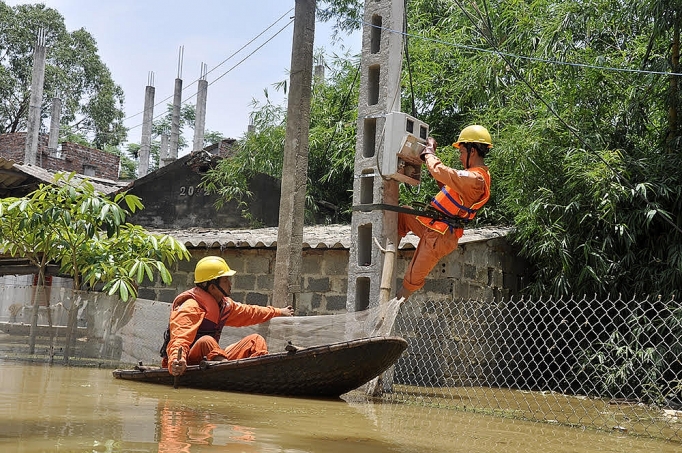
[47,94,62,154]
[346,0,404,311]
[139,72,155,177]
[193,63,208,152]
[272,0,316,308]
[24,29,47,166]
[169,46,184,161]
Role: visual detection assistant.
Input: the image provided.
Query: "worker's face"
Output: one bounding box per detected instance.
[457,144,469,168]
[217,276,232,295]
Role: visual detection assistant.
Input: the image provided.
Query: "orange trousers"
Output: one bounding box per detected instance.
[398,212,461,292]
[186,333,268,364]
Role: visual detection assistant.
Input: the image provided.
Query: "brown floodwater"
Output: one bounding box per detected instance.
[1,362,680,453]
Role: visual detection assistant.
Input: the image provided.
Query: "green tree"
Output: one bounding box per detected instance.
[330,0,682,297]
[0,2,126,147]
[202,51,359,224]
[0,173,190,362]
[400,0,682,298]
[0,193,59,353]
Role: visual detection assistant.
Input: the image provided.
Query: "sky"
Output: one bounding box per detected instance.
[6,0,361,150]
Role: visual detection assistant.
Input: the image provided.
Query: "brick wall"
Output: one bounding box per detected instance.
[0,133,119,180]
[0,132,44,162]
[136,235,527,315]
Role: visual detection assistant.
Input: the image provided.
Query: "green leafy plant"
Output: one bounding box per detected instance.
[0,172,190,362]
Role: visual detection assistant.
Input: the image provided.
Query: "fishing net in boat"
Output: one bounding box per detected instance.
[118,297,403,367]
[0,283,402,368]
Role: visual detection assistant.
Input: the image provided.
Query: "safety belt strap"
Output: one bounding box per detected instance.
[351,203,468,229]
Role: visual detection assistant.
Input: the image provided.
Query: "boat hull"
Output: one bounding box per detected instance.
[113,336,407,397]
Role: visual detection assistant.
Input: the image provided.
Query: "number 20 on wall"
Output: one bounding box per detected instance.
[179,186,203,197]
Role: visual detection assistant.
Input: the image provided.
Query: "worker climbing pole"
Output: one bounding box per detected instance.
[346,0,433,396]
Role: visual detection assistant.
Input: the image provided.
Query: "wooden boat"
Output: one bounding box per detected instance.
[112,336,407,397]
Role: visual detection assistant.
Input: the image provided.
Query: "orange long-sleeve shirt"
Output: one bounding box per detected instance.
[165,287,281,365]
[425,155,489,208]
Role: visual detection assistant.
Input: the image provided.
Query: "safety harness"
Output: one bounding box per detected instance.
[351,203,469,230]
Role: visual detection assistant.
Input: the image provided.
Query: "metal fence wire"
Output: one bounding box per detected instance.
[386,294,682,442]
[1,283,681,442]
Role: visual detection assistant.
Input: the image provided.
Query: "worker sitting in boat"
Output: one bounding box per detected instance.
[161,256,294,376]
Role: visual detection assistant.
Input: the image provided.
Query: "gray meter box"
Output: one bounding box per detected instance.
[381,112,429,186]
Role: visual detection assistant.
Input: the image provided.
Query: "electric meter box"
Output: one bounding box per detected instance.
[381,112,429,186]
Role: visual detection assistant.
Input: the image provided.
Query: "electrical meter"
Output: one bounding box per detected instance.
[381,112,429,186]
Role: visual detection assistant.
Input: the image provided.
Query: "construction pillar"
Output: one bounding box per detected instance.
[159,131,170,168]
[139,72,155,177]
[169,46,184,161]
[24,29,47,166]
[193,63,208,152]
[346,0,405,311]
[47,95,61,154]
[272,0,316,308]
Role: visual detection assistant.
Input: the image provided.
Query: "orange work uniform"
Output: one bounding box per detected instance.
[398,156,491,293]
[161,287,282,372]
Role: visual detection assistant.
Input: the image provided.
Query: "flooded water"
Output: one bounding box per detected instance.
[1,362,681,453]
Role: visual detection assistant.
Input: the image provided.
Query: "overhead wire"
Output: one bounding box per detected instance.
[73,9,295,144]
[81,9,294,144]
[123,18,295,135]
[354,21,682,78]
[350,5,680,235]
[401,0,422,197]
[450,0,682,235]
[319,58,362,163]
[403,0,416,118]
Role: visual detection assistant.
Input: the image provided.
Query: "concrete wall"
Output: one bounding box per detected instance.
[125,156,281,229]
[136,232,528,315]
[0,133,120,180]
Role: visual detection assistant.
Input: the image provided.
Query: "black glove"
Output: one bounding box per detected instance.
[419,137,438,161]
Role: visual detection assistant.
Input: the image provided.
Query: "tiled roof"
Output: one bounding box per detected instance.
[148,225,512,250]
[0,157,126,195]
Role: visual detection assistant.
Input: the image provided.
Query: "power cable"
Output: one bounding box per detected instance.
[122,8,294,125]
[355,20,682,78]
[207,20,293,89]
[126,19,294,134]
[403,0,416,118]
[319,58,361,163]
[451,0,682,235]
[76,10,295,144]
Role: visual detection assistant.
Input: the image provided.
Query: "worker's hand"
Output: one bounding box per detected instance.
[426,136,437,150]
[170,357,187,376]
[420,136,437,161]
[279,306,294,317]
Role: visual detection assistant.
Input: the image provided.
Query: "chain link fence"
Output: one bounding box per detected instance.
[386,294,682,442]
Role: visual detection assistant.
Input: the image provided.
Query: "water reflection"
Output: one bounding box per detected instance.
[156,400,260,452]
[1,363,680,453]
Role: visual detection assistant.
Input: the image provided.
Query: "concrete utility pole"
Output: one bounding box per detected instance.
[193,63,208,152]
[169,46,184,161]
[346,0,406,311]
[47,94,62,154]
[272,0,316,308]
[139,72,155,177]
[24,29,47,166]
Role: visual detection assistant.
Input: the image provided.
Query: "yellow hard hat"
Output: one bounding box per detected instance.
[453,125,493,148]
[194,256,236,283]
